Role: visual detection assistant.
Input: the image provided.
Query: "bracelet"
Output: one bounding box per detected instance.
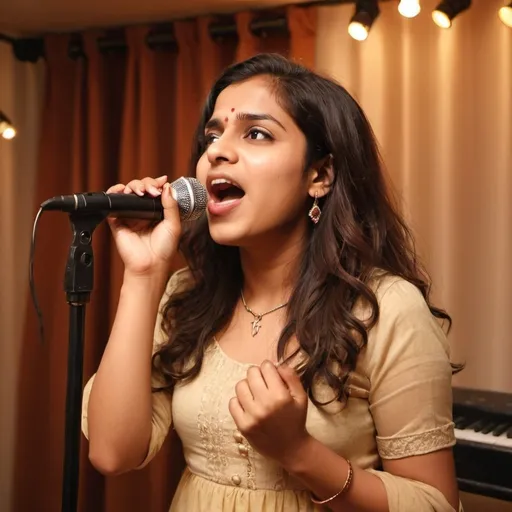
[310,459,353,505]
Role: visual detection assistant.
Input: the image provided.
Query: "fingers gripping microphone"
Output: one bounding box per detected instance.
[40,177,207,221]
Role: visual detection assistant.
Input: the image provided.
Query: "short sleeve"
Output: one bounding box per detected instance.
[364,277,456,460]
[81,268,190,469]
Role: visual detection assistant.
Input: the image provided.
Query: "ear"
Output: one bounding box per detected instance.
[307,154,334,198]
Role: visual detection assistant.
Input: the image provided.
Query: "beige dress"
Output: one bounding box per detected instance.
[82,269,463,512]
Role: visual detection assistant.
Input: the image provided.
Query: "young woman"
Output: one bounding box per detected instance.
[82,53,463,511]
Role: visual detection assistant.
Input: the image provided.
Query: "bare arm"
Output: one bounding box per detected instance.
[283,438,459,512]
[85,175,181,475]
[87,271,169,475]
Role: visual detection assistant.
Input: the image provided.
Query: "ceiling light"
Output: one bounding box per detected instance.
[499,2,512,27]
[432,0,471,28]
[398,0,421,18]
[0,111,16,140]
[348,0,380,41]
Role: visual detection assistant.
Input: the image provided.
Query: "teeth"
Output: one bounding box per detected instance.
[211,178,233,186]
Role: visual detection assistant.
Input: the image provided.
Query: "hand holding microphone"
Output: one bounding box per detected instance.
[106,175,182,277]
[40,175,207,277]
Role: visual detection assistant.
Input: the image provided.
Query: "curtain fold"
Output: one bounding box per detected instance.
[12,7,318,511]
[0,40,45,512]
[287,5,317,68]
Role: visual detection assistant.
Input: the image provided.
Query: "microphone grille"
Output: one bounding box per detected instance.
[171,177,207,221]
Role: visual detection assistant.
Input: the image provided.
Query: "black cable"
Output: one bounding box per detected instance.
[29,207,45,344]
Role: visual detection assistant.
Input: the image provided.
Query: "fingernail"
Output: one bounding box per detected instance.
[167,183,177,200]
[150,186,161,196]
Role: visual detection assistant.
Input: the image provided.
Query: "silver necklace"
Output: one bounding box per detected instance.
[240,291,288,337]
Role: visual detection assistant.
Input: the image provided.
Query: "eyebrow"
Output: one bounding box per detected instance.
[204,112,287,132]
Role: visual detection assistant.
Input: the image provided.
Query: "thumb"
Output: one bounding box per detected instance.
[160,182,182,233]
[277,364,306,401]
[162,182,180,220]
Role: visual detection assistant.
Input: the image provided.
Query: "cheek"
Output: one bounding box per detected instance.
[249,170,307,220]
[195,154,208,184]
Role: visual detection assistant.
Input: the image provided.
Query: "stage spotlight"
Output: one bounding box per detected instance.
[398,0,421,18]
[348,0,380,41]
[432,0,471,28]
[0,111,16,140]
[499,2,512,27]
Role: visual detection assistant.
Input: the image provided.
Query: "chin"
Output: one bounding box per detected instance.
[208,222,247,247]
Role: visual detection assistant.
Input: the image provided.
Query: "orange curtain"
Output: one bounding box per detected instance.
[13,7,317,512]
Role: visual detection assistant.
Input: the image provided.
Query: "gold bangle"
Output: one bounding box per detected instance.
[310,459,353,505]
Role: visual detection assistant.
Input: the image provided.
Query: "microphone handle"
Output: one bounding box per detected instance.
[103,194,163,220]
[39,175,207,221]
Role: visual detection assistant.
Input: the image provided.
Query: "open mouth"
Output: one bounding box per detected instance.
[209,179,245,203]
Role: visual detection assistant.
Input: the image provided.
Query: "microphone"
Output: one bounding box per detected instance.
[40,177,207,221]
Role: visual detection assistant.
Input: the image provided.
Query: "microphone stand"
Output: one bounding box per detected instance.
[61,211,106,512]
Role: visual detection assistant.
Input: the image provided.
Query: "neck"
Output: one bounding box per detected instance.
[239,229,307,311]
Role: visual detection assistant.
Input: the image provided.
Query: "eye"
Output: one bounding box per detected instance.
[246,129,272,141]
[204,133,219,147]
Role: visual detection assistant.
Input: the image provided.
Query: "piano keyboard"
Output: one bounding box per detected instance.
[452,387,512,502]
[455,422,512,449]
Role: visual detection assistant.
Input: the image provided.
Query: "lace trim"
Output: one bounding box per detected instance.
[197,347,229,480]
[377,422,456,460]
[245,441,256,490]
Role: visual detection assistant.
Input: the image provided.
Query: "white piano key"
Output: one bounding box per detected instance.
[455,428,512,449]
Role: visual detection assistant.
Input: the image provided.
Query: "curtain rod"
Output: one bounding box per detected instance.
[1,0,388,62]
[84,16,291,58]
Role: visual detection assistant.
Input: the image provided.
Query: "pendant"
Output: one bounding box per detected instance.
[251,316,262,337]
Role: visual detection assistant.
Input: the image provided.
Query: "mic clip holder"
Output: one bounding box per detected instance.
[64,212,106,302]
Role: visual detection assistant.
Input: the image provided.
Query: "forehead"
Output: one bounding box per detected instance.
[212,76,288,118]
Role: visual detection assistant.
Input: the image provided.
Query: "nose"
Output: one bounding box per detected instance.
[206,136,238,166]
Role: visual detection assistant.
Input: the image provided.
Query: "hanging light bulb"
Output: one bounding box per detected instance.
[432,0,471,28]
[499,1,512,27]
[0,111,16,140]
[348,0,380,41]
[398,0,421,18]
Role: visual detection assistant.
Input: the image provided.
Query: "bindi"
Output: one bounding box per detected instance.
[224,108,235,123]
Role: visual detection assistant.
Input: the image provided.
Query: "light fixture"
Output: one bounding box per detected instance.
[432,0,471,28]
[348,0,380,41]
[0,111,16,140]
[499,2,512,27]
[398,0,421,18]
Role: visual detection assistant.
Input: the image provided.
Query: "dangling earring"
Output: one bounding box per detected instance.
[308,193,321,224]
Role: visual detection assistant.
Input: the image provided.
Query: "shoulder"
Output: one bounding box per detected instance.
[153,267,193,348]
[372,271,428,309]
[357,271,437,326]
[163,266,194,299]
[357,272,451,376]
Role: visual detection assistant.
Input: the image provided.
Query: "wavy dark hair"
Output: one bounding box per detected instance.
[153,53,462,406]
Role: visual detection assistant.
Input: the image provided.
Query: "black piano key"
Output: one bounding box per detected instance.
[507,426,512,439]
[455,416,473,429]
[469,419,486,432]
[454,416,465,429]
[480,422,497,435]
[492,423,510,437]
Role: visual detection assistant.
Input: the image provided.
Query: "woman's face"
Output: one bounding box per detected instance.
[196,76,312,248]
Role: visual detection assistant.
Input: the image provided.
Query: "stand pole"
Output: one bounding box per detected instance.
[62,303,86,511]
[61,212,106,512]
